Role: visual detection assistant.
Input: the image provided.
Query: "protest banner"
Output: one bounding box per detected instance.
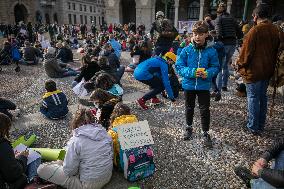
[117,120,154,150]
[178,20,197,34]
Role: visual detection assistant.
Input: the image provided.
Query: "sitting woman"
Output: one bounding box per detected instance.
[44,47,79,78]
[37,108,113,189]
[0,113,41,189]
[72,54,100,88]
[90,88,121,130]
[56,42,74,63]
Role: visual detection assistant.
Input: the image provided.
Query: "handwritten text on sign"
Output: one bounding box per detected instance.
[117,120,154,150]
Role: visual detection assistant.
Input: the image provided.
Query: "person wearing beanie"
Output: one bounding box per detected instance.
[175,21,219,148]
[134,51,177,110]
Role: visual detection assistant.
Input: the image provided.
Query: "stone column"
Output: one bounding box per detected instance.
[136,0,153,31]
[174,0,179,28]
[105,0,120,24]
[199,0,205,21]
[227,0,232,14]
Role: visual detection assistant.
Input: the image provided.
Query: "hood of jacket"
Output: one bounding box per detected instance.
[112,115,138,127]
[73,124,107,141]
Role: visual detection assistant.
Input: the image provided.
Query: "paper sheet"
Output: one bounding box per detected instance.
[14,144,41,165]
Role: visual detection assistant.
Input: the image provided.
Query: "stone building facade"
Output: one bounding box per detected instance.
[0,0,106,26]
[105,0,284,30]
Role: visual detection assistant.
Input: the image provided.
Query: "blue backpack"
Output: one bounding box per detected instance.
[11,47,21,61]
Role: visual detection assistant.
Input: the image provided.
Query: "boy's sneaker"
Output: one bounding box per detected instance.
[203,132,213,148]
[234,166,256,188]
[150,97,161,105]
[183,127,193,140]
[136,98,149,110]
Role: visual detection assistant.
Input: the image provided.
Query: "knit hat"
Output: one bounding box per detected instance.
[165,52,177,63]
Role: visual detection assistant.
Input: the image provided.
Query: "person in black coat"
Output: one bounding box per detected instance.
[72,54,100,87]
[0,113,35,189]
[235,139,284,188]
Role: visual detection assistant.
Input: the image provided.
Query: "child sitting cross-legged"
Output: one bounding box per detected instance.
[108,103,138,168]
[40,80,69,120]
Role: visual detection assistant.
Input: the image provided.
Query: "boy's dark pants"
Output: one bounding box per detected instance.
[184,90,210,132]
[140,76,165,101]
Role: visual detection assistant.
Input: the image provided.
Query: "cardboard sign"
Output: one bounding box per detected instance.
[117,120,154,150]
[178,21,197,34]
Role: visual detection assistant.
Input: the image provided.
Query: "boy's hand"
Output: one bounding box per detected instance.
[201,71,208,79]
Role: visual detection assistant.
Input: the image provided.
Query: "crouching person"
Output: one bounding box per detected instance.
[37,108,113,189]
[40,80,68,120]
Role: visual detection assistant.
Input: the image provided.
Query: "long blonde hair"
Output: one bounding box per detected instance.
[70,108,97,130]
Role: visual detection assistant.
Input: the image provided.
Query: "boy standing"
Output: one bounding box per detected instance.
[175,21,219,147]
[40,80,68,120]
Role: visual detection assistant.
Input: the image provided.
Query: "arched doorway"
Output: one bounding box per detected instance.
[121,0,136,24]
[155,0,175,20]
[14,4,28,24]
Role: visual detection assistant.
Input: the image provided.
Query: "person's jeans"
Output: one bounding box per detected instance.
[217,45,235,88]
[27,158,41,182]
[246,80,269,132]
[184,90,210,132]
[251,151,284,189]
[63,68,79,77]
[140,76,165,101]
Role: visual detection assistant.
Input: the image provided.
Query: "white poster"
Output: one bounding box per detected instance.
[178,21,197,34]
[117,120,154,150]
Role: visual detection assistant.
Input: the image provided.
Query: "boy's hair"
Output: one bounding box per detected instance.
[45,80,57,92]
[192,21,209,33]
[0,113,11,139]
[110,102,131,124]
[94,73,116,90]
[98,56,109,68]
[253,4,272,19]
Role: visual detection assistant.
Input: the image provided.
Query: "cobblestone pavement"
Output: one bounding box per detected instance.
[0,51,283,189]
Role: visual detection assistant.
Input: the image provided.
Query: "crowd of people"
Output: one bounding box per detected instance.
[0,2,284,189]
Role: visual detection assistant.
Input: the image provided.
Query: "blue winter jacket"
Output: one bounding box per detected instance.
[40,90,68,119]
[175,43,220,91]
[134,56,174,100]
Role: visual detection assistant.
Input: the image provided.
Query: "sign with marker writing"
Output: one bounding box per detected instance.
[117,120,154,150]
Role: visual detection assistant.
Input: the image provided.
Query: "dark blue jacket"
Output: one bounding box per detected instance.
[40,90,68,119]
[175,43,220,91]
[134,56,174,100]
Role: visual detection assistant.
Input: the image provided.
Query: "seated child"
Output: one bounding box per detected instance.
[89,88,121,130]
[108,103,138,168]
[40,80,69,120]
[37,108,113,189]
[0,113,41,189]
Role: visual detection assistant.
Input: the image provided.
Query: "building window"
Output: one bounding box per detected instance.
[84,5,86,11]
[73,3,76,10]
[80,4,82,11]
[94,6,96,13]
[90,16,93,23]
[90,6,92,12]
[85,16,87,24]
[80,15,83,24]
[73,14,77,24]
[102,16,104,24]
[188,1,200,20]
[68,14,72,24]
[94,16,96,25]
[68,2,71,9]
[99,16,101,25]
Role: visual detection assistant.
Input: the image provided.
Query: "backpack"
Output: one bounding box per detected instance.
[122,145,155,182]
[11,47,21,61]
